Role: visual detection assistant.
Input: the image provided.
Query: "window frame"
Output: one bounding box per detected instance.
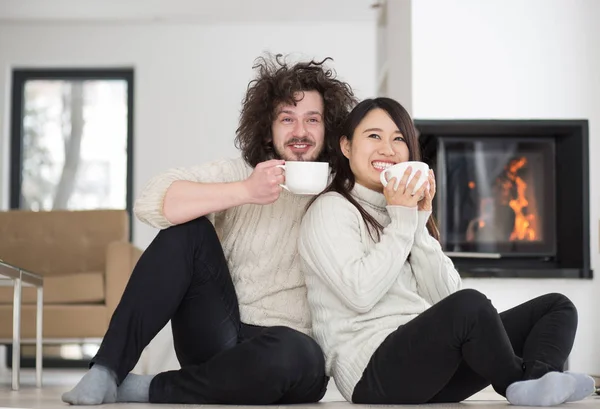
[9,68,135,236]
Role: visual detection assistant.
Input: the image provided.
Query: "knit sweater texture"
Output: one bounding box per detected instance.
[298,183,462,401]
[134,157,313,334]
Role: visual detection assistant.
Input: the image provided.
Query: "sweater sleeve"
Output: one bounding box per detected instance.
[133,158,246,229]
[299,194,419,313]
[409,210,462,304]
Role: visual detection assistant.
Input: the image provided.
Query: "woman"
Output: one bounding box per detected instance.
[298,97,594,406]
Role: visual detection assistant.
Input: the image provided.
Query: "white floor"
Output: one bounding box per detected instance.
[0,368,598,409]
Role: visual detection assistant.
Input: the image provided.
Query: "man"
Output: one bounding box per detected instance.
[62,54,356,405]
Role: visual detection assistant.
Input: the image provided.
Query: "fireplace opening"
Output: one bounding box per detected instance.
[417,120,591,279]
[441,138,555,257]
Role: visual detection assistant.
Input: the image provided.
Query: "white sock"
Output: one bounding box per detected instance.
[506,371,576,406]
[564,372,595,402]
[61,365,117,405]
[117,373,154,402]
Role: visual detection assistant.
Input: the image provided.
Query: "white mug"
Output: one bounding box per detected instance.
[276,161,329,195]
[380,161,430,194]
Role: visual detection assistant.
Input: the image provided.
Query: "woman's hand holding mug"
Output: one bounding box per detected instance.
[418,169,436,211]
[383,167,428,208]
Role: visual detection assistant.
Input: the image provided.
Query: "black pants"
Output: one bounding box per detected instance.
[352,289,577,404]
[91,217,328,404]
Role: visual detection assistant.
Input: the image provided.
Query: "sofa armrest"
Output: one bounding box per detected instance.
[105,241,143,320]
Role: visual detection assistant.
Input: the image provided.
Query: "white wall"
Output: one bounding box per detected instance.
[0,21,377,249]
[412,0,600,374]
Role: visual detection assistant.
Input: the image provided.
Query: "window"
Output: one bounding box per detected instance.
[10,69,134,229]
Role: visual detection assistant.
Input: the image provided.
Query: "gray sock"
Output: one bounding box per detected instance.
[506,371,576,406]
[61,365,117,405]
[565,371,595,402]
[117,373,154,403]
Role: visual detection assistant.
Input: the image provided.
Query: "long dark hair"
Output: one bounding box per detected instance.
[235,54,357,167]
[309,97,440,242]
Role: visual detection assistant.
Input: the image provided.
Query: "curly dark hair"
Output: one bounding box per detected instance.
[235,54,357,167]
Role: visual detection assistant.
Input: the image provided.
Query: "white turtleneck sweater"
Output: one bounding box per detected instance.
[134,157,313,334]
[298,183,462,402]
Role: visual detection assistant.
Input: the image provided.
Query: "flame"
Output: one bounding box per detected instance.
[466,157,539,243]
[504,157,537,241]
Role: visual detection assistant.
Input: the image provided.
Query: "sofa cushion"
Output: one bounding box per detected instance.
[0,209,128,276]
[0,304,108,339]
[0,271,104,304]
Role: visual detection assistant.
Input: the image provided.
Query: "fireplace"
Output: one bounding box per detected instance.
[440,138,556,256]
[417,120,591,279]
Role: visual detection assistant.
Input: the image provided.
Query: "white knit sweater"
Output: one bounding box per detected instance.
[298,183,462,402]
[134,157,313,334]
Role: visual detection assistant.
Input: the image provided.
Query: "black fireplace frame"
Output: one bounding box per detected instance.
[416,119,591,279]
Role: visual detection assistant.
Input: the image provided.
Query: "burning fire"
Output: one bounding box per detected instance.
[495,157,538,241]
[505,158,537,240]
[467,156,538,242]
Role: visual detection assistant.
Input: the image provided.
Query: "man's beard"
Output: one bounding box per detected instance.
[273,137,322,162]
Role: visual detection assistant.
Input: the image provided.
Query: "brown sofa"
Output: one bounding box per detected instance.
[0,209,142,340]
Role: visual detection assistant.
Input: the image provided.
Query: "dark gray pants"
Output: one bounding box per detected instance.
[92,216,328,404]
[353,289,577,404]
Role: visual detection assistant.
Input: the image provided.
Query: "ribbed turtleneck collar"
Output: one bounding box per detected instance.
[350,182,387,211]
